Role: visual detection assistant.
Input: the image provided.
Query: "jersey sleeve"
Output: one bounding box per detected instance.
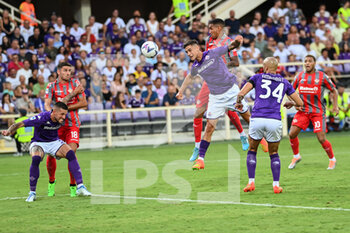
[211,46,229,58]
[45,82,54,100]
[190,65,198,77]
[285,80,296,96]
[73,79,86,99]
[23,114,44,127]
[322,73,336,91]
[292,73,300,89]
[247,74,258,88]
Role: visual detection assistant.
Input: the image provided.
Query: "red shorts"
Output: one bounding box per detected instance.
[196,81,210,108]
[292,111,327,133]
[58,126,80,147]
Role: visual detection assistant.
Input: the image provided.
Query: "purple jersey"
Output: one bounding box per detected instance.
[191,46,236,95]
[22,111,62,142]
[249,73,295,120]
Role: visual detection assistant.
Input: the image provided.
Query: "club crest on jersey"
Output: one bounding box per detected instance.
[68,89,73,93]
[205,55,210,60]
[315,79,319,84]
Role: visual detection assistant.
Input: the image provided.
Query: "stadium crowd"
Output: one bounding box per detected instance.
[0,0,350,130]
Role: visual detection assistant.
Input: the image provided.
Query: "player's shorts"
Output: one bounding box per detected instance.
[206,84,249,119]
[58,126,80,147]
[196,81,210,108]
[29,139,66,160]
[249,118,283,143]
[292,111,327,133]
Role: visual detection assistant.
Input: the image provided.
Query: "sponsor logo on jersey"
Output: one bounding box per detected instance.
[299,86,318,94]
[198,59,214,73]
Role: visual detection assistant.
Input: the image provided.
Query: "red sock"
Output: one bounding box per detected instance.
[226,110,243,133]
[46,156,57,183]
[290,137,299,155]
[321,140,335,159]
[193,118,203,143]
[68,163,76,185]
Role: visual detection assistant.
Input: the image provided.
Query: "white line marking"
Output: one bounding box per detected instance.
[1,194,349,212]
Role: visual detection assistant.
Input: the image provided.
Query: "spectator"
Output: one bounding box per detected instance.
[105,9,126,29]
[263,17,277,38]
[262,37,276,58]
[315,20,327,42]
[124,35,141,57]
[88,16,103,40]
[0,93,15,127]
[155,22,168,41]
[249,19,264,36]
[315,4,331,18]
[310,36,325,58]
[170,34,183,56]
[20,20,34,43]
[2,36,11,51]
[316,49,340,83]
[146,12,159,37]
[332,19,345,44]
[240,50,253,67]
[134,64,148,80]
[7,39,20,57]
[19,0,37,26]
[34,89,45,113]
[303,42,317,59]
[102,59,116,83]
[177,15,189,32]
[163,49,175,66]
[187,21,200,40]
[61,26,76,47]
[297,18,311,36]
[324,41,337,60]
[285,1,304,25]
[90,73,102,100]
[28,27,43,49]
[112,92,127,110]
[0,9,17,36]
[326,16,335,31]
[273,27,286,44]
[180,88,195,105]
[142,81,159,107]
[338,1,350,29]
[53,16,65,35]
[129,48,141,67]
[70,20,85,42]
[154,77,167,105]
[175,51,188,71]
[126,73,137,94]
[309,16,319,35]
[164,17,175,33]
[168,0,190,18]
[242,23,255,41]
[122,58,136,79]
[277,16,290,35]
[224,10,240,36]
[128,89,144,108]
[273,42,290,63]
[151,62,167,84]
[299,29,312,45]
[131,76,146,96]
[15,60,32,84]
[163,84,179,106]
[129,16,147,37]
[32,75,46,97]
[268,0,284,24]
[53,31,63,48]
[285,54,298,77]
[16,88,35,113]
[110,72,126,97]
[101,81,112,104]
[287,25,299,45]
[126,10,147,34]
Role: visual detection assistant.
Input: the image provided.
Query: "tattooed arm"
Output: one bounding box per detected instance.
[1,122,25,136]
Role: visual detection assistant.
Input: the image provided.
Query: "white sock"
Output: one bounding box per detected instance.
[198,157,204,161]
[248,178,255,184]
[240,131,246,137]
[195,142,200,149]
[273,181,279,187]
[77,184,84,189]
[330,157,336,161]
[294,153,300,159]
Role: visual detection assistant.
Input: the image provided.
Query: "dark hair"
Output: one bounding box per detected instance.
[54,102,68,110]
[184,39,199,48]
[1,93,11,106]
[57,62,73,70]
[321,48,328,54]
[305,54,316,62]
[209,18,225,27]
[135,89,141,94]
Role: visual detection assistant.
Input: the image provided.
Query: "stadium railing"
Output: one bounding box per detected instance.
[0,0,42,25]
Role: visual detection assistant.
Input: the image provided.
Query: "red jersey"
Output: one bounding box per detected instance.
[205,34,234,64]
[293,71,335,114]
[45,78,85,127]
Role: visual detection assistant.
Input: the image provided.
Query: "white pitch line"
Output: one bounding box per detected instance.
[1,194,350,212]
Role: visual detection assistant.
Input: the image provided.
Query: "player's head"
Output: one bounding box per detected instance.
[184,40,201,61]
[263,57,278,74]
[57,62,73,82]
[208,18,225,39]
[304,55,316,73]
[52,102,68,124]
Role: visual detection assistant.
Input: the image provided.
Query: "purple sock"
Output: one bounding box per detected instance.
[270,153,281,182]
[66,150,83,185]
[29,156,41,192]
[199,140,210,159]
[246,151,257,179]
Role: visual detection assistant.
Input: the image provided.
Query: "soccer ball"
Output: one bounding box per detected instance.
[141,41,159,58]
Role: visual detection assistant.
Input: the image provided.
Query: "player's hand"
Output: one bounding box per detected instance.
[1,130,10,136]
[176,91,183,100]
[295,106,304,111]
[73,85,84,96]
[229,35,243,50]
[332,106,339,116]
[235,103,243,111]
[283,101,294,109]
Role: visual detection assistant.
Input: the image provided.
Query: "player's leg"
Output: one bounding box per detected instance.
[190,82,210,162]
[243,136,260,192]
[56,143,91,196]
[26,144,45,202]
[288,112,309,169]
[268,142,283,194]
[68,142,78,196]
[192,118,218,170]
[65,127,80,196]
[226,110,248,151]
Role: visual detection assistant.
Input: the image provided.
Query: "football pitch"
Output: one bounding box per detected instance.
[1,132,350,232]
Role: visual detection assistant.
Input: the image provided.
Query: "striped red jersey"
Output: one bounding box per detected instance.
[293,71,335,114]
[205,34,235,64]
[45,78,85,127]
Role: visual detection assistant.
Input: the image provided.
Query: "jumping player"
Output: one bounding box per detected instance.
[285,55,339,170]
[235,57,303,194]
[1,102,91,202]
[177,39,251,170]
[45,62,88,197]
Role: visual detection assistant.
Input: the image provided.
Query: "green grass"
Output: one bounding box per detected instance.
[1,132,350,232]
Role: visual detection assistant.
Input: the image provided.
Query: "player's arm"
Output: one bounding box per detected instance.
[176,73,194,100]
[330,88,339,115]
[227,50,239,68]
[288,92,303,108]
[67,95,88,111]
[1,121,25,136]
[284,74,300,109]
[61,84,84,105]
[45,98,52,111]
[228,35,243,52]
[235,82,254,111]
[45,82,54,111]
